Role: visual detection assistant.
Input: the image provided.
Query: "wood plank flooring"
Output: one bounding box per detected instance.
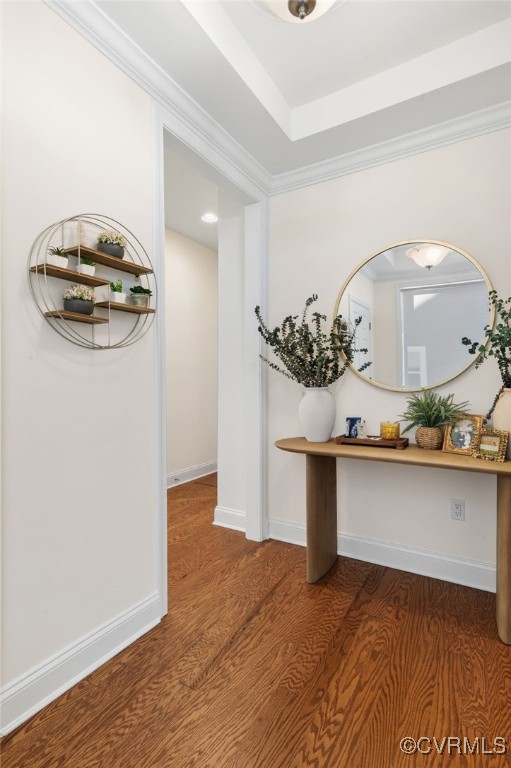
[2,475,510,767]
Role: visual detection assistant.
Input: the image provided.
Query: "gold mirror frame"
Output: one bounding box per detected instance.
[333,239,495,393]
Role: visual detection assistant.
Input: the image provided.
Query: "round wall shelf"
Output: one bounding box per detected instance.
[28,214,157,349]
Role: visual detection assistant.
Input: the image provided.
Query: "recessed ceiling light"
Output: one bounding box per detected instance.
[201,212,218,223]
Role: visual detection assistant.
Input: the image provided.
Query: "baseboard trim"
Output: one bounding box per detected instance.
[268,519,496,593]
[0,593,161,736]
[167,461,217,488]
[213,505,247,532]
[271,101,511,194]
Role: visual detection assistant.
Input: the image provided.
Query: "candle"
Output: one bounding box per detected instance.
[380,421,400,440]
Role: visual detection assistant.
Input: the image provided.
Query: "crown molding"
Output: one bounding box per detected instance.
[45,0,273,197]
[271,100,511,194]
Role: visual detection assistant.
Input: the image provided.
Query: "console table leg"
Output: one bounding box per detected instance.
[306,454,337,583]
[497,475,511,645]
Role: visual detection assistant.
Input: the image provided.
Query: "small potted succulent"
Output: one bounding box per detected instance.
[63,284,95,315]
[76,256,95,277]
[97,230,126,259]
[110,279,126,304]
[130,285,152,308]
[399,390,470,450]
[47,245,69,270]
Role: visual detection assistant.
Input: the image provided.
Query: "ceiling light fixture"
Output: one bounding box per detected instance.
[405,244,450,271]
[288,0,316,20]
[256,0,341,24]
[201,212,218,223]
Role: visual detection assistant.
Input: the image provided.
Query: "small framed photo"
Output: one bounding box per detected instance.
[443,414,484,455]
[475,429,509,462]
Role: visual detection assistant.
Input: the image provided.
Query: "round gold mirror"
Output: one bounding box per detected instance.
[334,240,494,392]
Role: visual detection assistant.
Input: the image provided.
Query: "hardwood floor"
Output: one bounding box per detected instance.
[2,475,510,767]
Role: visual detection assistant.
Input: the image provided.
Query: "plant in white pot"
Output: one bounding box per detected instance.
[62,284,95,315]
[462,289,511,457]
[76,256,95,277]
[110,279,126,304]
[47,245,69,270]
[97,230,126,259]
[255,295,370,442]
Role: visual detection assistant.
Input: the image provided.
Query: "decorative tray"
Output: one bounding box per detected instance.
[335,435,409,450]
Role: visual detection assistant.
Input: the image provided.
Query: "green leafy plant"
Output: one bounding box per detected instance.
[48,245,66,257]
[78,257,95,266]
[255,294,371,388]
[399,390,470,432]
[462,289,511,418]
[130,286,152,296]
[110,279,123,293]
[98,230,126,247]
[63,284,94,302]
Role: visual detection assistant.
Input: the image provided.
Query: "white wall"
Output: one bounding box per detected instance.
[165,229,218,482]
[1,2,160,731]
[268,129,511,588]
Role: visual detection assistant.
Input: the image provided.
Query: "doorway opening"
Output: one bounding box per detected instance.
[164,144,219,494]
[156,120,268,615]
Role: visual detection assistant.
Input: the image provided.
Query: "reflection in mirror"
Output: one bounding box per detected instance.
[335,241,493,391]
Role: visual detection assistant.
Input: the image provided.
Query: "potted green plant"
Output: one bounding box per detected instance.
[399,390,470,450]
[76,256,95,277]
[109,279,126,304]
[62,284,95,315]
[47,245,69,270]
[97,230,126,259]
[129,285,152,307]
[255,295,370,442]
[462,289,511,456]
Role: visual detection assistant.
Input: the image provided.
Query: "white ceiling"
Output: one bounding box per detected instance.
[223,0,511,109]
[97,0,511,175]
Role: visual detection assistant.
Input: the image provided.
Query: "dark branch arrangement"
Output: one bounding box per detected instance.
[462,289,511,420]
[255,294,371,388]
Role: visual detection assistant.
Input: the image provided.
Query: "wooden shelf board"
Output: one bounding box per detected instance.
[45,310,109,325]
[30,264,110,287]
[64,245,153,276]
[95,301,155,315]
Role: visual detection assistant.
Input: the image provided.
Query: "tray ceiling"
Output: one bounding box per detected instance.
[95,0,511,174]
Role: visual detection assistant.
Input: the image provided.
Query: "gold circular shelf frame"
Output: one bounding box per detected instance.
[28,214,157,350]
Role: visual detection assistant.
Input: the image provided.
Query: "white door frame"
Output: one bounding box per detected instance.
[153,103,269,615]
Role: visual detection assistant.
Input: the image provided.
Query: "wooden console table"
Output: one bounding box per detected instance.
[275,437,511,645]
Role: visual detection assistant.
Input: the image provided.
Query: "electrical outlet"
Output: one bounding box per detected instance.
[450,499,465,521]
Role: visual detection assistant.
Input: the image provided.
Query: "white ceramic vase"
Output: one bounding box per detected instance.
[298,387,336,442]
[493,388,511,459]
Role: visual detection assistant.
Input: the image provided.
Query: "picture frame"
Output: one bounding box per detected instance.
[443,414,484,455]
[474,429,509,462]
